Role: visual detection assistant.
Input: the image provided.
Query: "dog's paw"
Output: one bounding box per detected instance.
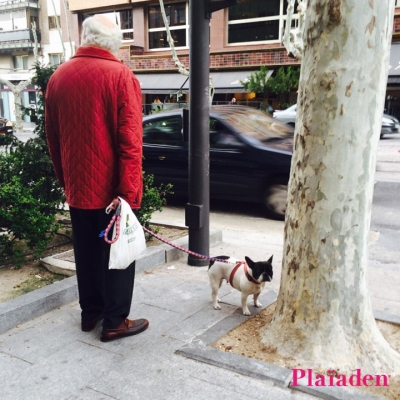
[254,301,262,308]
[243,308,251,316]
[213,304,222,310]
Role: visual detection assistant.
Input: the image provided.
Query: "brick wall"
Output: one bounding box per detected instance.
[394,13,400,41]
[117,47,300,72]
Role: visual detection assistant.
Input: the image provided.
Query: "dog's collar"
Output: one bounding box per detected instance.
[244,263,261,285]
[229,262,260,287]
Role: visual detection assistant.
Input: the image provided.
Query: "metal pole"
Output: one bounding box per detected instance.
[185,0,210,266]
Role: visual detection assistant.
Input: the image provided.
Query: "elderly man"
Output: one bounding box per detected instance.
[45,15,148,342]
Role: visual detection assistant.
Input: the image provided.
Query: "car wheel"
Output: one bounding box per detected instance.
[264,183,288,220]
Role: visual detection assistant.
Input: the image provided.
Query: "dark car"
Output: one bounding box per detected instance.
[0,117,13,135]
[142,105,293,218]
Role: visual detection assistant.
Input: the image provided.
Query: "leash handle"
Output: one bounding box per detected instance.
[100,199,122,244]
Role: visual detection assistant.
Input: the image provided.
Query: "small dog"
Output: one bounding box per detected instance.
[208,255,273,316]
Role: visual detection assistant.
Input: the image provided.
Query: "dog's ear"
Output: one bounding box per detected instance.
[245,256,254,267]
[267,255,273,264]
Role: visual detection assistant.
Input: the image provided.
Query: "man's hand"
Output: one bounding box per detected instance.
[108,197,120,210]
[105,197,120,214]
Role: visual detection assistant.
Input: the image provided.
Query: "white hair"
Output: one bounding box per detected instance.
[81,15,122,55]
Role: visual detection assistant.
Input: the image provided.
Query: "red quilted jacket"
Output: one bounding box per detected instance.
[45,46,143,210]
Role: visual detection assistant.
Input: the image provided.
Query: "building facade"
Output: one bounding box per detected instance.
[0,0,78,121]
[68,0,301,111]
[3,1,400,120]
[66,0,400,118]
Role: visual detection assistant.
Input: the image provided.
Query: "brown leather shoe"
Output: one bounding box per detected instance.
[100,318,149,342]
[81,314,104,332]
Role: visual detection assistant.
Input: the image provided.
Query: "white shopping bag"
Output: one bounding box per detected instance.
[105,197,146,270]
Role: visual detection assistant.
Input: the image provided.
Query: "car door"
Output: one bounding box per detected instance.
[142,114,188,194]
[209,117,261,201]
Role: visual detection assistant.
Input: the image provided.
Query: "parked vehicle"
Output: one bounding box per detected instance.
[142,105,294,219]
[381,114,400,138]
[0,117,13,135]
[272,104,297,126]
[273,104,400,139]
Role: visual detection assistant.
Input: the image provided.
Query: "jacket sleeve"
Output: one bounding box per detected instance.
[115,71,143,209]
[45,81,65,189]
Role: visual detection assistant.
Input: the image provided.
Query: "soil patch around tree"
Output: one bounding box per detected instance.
[213,302,400,400]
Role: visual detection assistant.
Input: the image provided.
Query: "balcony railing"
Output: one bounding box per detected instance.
[0,29,41,52]
[0,0,39,11]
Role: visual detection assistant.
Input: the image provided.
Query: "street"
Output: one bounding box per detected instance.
[152,135,400,227]
[6,128,400,237]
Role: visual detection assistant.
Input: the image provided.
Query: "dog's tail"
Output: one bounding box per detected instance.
[208,255,230,269]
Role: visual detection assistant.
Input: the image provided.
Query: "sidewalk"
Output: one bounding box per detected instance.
[1,213,397,400]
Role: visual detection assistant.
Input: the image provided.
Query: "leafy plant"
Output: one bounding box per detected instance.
[241,66,300,110]
[136,172,173,229]
[0,62,65,261]
[0,176,59,259]
[265,66,300,109]
[241,65,271,100]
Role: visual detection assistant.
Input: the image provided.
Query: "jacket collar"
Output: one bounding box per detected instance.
[73,46,121,63]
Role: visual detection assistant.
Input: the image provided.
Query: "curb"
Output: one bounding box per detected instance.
[0,229,222,335]
[176,290,384,400]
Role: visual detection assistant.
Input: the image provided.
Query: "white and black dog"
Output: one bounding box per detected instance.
[208,255,273,316]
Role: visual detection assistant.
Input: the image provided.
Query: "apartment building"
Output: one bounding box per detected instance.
[65,1,400,117]
[67,1,299,111]
[0,0,78,121]
[2,1,400,120]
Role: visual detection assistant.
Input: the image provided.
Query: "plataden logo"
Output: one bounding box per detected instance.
[292,369,390,387]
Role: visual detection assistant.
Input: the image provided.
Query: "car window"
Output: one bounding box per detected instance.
[143,116,183,145]
[209,118,244,149]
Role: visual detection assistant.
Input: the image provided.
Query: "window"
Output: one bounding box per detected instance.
[148,2,188,50]
[209,118,243,149]
[48,15,61,30]
[143,116,183,144]
[82,10,133,42]
[49,53,62,66]
[13,55,28,71]
[0,10,27,31]
[228,0,295,45]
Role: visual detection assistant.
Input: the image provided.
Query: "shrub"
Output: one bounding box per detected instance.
[136,173,173,229]
[0,176,59,259]
[0,62,172,260]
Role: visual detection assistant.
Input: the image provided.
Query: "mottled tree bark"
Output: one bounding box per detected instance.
[261,0,400,374]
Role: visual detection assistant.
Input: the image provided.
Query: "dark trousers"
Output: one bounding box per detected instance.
[69,207,135,329]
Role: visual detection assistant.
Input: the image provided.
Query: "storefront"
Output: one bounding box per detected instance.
[136,70,273,114]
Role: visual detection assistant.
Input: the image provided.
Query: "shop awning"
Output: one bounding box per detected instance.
[135,70,272,94]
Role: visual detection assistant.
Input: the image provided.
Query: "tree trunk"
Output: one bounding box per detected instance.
[0,80,30,133]
[261,0,400,374]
